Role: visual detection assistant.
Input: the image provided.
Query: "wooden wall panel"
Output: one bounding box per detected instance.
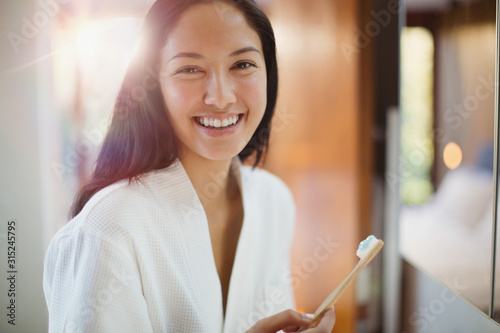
[264,0,367,332]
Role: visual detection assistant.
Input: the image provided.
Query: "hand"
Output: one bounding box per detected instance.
[246,306,336,333]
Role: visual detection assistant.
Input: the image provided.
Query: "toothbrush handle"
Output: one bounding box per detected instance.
[297,240,383,332]
[296,260,364,332]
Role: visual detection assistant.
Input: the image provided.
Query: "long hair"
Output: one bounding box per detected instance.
[70,0,279,218]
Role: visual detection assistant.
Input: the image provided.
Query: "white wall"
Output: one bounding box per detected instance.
[0,0,57,331]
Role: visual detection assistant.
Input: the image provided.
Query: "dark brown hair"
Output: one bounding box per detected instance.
[70,0,278,217]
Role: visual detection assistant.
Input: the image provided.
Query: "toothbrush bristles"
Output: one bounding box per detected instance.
[359,239,384,260]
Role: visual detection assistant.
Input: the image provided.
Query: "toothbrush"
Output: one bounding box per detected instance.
[297,235,384,332]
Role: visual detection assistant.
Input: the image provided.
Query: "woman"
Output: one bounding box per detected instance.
[43,0,335,332]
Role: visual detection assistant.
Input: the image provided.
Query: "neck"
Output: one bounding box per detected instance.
[180,153,238,221]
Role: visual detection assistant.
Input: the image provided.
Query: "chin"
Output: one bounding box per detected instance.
[201,151,240,162]
[186,144,238,161]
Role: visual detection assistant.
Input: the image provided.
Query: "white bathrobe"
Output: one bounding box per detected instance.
[43,157,296,333]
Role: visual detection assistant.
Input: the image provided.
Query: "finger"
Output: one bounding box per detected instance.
[249,309,314,333]
[312,306,336,331]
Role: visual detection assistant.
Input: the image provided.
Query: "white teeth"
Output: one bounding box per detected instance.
[197,115,240,129]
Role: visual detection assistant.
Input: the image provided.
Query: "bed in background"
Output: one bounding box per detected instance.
[399,164,496,311]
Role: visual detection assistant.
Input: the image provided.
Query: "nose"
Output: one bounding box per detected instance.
[203,70,236,110]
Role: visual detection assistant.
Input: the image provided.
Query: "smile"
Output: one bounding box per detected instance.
[195,115,241,129]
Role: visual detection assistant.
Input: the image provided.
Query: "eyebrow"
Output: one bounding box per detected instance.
[168,46,261,62]
[230,46,261,57]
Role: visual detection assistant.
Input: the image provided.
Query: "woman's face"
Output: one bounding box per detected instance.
[160,2,267,163]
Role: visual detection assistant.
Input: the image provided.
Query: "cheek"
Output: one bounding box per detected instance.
[240,75,267,115]
[162,80,200,118]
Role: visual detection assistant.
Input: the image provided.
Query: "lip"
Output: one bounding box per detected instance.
[193,113,244,137]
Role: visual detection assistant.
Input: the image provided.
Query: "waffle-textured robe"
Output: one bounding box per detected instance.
[43,157,296,333]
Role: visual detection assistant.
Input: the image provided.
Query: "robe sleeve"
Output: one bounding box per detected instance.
[43,228,154,333]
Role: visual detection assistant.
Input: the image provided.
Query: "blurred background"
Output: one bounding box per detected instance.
[0,0,499,332]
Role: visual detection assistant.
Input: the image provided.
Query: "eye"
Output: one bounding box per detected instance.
[233,61,256,70]
[176,67,202,74]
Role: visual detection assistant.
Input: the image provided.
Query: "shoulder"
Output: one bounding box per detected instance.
[43,212,143,319]
[240,165,296,234]
[240,165,295,206]
[45,179,140,261]
[43,212,137,296]
[48,162,192,253]
[53,173,160,251]
[75,180,148,235]
[44,180,148,288]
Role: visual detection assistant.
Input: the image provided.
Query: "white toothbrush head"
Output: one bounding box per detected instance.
[356,235,384,260]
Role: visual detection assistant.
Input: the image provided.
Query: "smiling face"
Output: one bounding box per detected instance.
[159,1,267,163]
